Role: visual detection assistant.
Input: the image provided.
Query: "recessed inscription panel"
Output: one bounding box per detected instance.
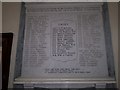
[51,14,77,62]
[21,4,108,78]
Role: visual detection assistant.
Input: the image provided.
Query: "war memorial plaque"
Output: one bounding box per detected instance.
[19,3,114,80]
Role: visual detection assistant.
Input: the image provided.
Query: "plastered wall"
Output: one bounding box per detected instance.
[2,2,21,88]
[0,2,2,33]
[2,2,119,88]
[108,2,119,88]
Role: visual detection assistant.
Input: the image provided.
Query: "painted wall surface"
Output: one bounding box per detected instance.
[108,2,119,88]
[0,2,1,33]
[2,2,21,88]
[2,2,119,88]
